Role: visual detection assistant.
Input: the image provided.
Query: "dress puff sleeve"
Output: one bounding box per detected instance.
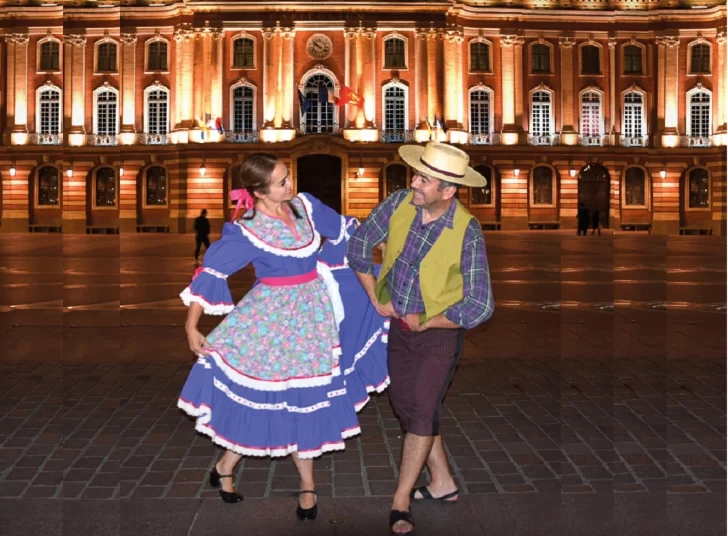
[179,222,254,315]
[298,192,346,242]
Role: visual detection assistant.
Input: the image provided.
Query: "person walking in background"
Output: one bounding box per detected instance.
[194,209,211,264]
[577,202,590,236]
[591,208,602,236]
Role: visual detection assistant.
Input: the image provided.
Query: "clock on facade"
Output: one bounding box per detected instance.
[306,34,333,60]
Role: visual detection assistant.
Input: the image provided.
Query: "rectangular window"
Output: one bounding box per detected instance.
[148,42,167,71]
[233,39,254,68]
[97,43,117,72]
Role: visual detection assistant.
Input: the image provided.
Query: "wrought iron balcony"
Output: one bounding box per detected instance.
[579,135,608,147]
[468,132,500,145]
[299,123,339,135]
[528,134,560,146]
[378,130,415,143]
[225,131,259,143]
[30,133,62,145]
[138,133,169,145]
[679,136,712,148]
[620,136,647,147]
[86,134,119,146]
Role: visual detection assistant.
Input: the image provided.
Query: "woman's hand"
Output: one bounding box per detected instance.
[186,327,210,356]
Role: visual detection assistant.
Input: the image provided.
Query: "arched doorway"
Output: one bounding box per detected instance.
[296,155,342,213]
[578,163,610,228]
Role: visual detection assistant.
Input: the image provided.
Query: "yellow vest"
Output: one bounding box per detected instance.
[374,191,475,323]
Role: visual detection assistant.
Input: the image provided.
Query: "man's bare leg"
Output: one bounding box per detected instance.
[391,432,435,534]
[412,435,459,501]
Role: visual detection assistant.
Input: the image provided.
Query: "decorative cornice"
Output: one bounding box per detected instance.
[6,33,29,45]
[65,34,87,47]
[559,36,575,49]
[120,33,137,46]
[656,36,679,48]
[717,27,726,44]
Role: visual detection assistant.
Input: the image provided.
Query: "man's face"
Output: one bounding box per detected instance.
[410,171,456,207]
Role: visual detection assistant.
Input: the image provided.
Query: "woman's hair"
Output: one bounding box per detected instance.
[238,153,301,220]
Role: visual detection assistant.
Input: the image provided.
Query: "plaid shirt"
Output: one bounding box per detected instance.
[347,189,494,330]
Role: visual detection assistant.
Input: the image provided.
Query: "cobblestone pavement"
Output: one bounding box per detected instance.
[0,233,725,535]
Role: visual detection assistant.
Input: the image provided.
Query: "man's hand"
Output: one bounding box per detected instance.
[404,313,428,332]
[373,299,399,319]
[186,327,211,356]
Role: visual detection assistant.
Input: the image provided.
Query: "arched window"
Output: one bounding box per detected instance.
[531,44,551,74]
[94,87,119,136]
[37,86,61,135]
[144,86,169,135]
[624,167,646,206]
[688,168,710,209]
[471,166,493,205]
[384,164,408,196]
[580,91,603,144]
[303,74,335,134]
[232,38,254,68]
[581,45,600,75]
[383,83,408,142]
[97,42,118,72]
[147,40,168,71]
[623,45,643,75]
[39,40,60,71]
[37,166,59,206]
[145,166,167,206]
[232,85,254,132]
[622,91,646,146]
[95,167,116,207]
[530,90,553,144]
[532,166,553,205]
[687,90,711,141]
[690,43,710,74]
[470,41,490,72]
[384,37,406,69]
[469,89,492,139]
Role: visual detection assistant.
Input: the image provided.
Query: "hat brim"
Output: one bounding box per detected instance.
[398,145,487,188]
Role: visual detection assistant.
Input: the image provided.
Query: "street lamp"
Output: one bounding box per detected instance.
[66,166,73,178]
[200,161,207,176]
[569,162,577,177]
[9,162,16,177]
[513,168,520,178]
[660,168,667,179]
[119,161,124,177]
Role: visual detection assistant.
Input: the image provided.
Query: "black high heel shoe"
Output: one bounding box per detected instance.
[296,490,318,521]
[209,465,243,504]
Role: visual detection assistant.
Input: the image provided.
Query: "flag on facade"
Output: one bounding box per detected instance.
[437,115,448,134]
[215,117,224,135]
[338,85,364,108]
[425,117,433,140]
[297,89,311,114]
[318,84,329,105]
[327,88,340,106]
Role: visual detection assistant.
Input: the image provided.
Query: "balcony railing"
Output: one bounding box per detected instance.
[299,123,339,135]
[579,135,608,147]
[86,134,119,146]
[679,136,712,148]
[379,129,415,143]
[138,133,169,145]
[468,132,500,145]
[528,134,560,146]
[30,133,62,145]
[620,136,647,147]
[225,131,259,144]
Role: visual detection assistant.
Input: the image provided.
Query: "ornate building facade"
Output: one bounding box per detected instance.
[0,0,725,235]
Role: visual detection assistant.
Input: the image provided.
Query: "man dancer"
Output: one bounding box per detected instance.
[347,141,494,534]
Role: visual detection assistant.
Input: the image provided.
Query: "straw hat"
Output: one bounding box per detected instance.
[398,141,487,187]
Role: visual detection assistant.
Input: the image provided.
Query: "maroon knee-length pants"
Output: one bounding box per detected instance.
[387,320,466,437]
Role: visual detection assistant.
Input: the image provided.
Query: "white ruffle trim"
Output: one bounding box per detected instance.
[233,195,321,258]
[177,399,360,459]
[328,215,348,246]
[353,376,392,412]
[213,377,335,413]
[202,267,228,279]
[180,287,234,316]
[343,327,383,376]
[198,348,342,392]
[316,261,346,329]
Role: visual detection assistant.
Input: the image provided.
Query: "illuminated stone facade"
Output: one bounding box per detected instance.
[0,0,725,235]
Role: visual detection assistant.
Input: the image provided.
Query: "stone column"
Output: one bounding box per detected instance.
[5,32,29,142]
[273,27,283,128]
[192,32,205,125]
[558,35,576,143]
[262,25,276,127]
[210,30,224,128]
[120,32,137,137]
[513,36,525,132]
[443,29,464,131]
[414,30,429,132]
[344,28,359,127]
[608,36,617,144]
[362,27,376,127]
[173,25,194,130]
[716,28,727,138]
[65,33,87,137]
[426,28,440,126]
[282,28,295,128]
[658,35,680,146]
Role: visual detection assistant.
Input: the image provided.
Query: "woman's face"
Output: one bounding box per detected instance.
[260,161,293,203]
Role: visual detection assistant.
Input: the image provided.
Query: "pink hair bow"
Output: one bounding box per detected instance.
[229,189,255,221]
